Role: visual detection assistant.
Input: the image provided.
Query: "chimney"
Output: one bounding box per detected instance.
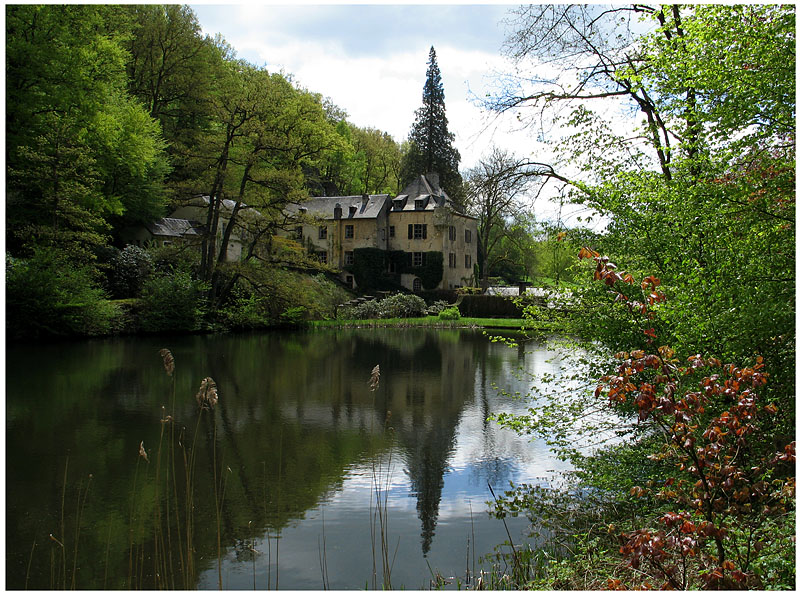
[334,203,342,219]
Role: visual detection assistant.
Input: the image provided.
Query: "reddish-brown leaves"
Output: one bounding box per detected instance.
[583,252,794,590]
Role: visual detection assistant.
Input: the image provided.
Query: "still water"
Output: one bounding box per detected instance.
[6,328,573,590]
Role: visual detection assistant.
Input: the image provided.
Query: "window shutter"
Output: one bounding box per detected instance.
[407,252,413,268]
[422,225,427,239]
[408,224,413,239]
[422,252,427,266]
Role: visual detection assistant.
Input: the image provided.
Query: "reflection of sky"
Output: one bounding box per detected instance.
[199,338,578,590]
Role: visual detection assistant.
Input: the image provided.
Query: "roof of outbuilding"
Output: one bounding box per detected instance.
[146,217,204,238]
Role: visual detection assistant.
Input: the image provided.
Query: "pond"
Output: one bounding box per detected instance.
[6,328,574,590]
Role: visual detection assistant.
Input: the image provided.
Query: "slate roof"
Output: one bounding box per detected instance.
[146,217,204,238]
[290,194,391,220]
[287,174,469,220]
[391,174,453,212]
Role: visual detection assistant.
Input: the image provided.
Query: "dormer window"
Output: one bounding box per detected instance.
[349,205,357,217]
[393,199,404,211]
[415,199,424,210]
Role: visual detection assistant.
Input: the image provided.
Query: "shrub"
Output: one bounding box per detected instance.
[106,245,154,298]
[138,271,207,332]
[336,293,428,320]
[6,248,118,339]
[219,289,271,330]
[438,306,461,321]
[427,299,452,314]
[279,306,309,328]
[377,293,427,318]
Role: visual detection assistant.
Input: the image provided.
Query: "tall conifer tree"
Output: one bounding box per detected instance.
[402,46,463,201]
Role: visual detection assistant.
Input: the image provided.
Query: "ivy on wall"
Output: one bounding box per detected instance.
[413,251,443,290]
[349,248,443,291]
[350,248,397,291]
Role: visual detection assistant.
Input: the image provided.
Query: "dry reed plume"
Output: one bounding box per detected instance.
[195,377,219,409]
[369,365,380,392]
[138,441,149,463]
[159,348,175,376]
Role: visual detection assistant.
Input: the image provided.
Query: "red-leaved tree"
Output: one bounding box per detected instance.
[580,248,796,590]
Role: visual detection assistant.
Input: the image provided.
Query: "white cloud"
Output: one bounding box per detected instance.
[190,3,605,226]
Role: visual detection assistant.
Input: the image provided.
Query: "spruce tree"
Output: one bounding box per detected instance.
[401,46,463,201]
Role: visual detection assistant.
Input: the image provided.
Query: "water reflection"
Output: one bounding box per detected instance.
[6,328,573,590]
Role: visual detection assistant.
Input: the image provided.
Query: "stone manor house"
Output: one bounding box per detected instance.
[122,173,478,292]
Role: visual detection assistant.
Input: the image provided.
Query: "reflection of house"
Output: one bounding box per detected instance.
[290,174,478,291]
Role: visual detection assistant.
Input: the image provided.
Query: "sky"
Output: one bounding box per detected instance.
[188,2,597,224]
[190,3,522,165]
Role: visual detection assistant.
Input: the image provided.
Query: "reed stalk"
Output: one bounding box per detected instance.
[318,511,330,590]
[59,457,68,589]
[103,522,112,588]
[25,539,36,590]
[71,473,92,589]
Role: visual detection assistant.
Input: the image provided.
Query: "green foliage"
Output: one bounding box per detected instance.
[105,245,154,299]
[123,4,221,187]
[376,293,428,318]
[416,251,444,291]
[485,7,795,587]
[5,5,169,258]
[350,249,443,291]
[138,271,207,332]
[279,306,310,328]
[437,306,461,321]
[350,125,403,194]
[350,248,397,292]
[401,46,463,201]
[6,248,119,340]
[337,293,428,320]
[219,271,351,328]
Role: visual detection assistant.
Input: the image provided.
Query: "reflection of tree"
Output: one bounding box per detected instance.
[6,328,482,587]
[384,332,477,555]
[399,417,457,554]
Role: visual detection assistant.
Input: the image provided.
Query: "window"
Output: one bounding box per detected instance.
[317,251,328,264]
[412,278,422,292]
[345,224,354,239]
[318,226,328,240]
[449,226,456,241]
[344,251,354,266]
[415,199,424,210]
[295,226,303,238]
[465,254,472,268]
[346,275,354,288]
[389,225,395,238]
[465,229,472,243]
[413,252,424,267]
[449,253,456,268]
[408,224,427,240]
